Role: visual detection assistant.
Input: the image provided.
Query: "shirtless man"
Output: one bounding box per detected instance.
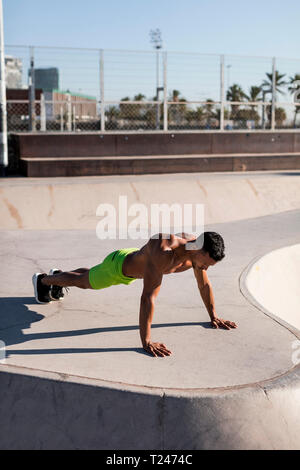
[32,231,237,357]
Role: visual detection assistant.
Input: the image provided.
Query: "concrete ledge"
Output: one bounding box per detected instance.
[19,153,300,177]
[1,364,300,449]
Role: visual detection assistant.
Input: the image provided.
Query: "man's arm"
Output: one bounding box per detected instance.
[193,266,237,330]
[139,262,171,357]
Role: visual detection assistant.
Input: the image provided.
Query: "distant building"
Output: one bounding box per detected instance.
[5,56,22,89]
[51,90,98,119]
[42,90,98,120]
[6,87,97,131]
[34,68,59,92]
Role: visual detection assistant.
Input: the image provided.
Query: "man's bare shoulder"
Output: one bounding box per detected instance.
[175,232,197,242]
[146,232,196,253]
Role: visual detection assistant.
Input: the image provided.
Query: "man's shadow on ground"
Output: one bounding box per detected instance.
[0,297,212,358]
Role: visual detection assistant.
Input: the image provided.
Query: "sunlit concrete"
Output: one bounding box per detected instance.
[1,170,300,229]
[241,243,300,331]
[0,173,300,449]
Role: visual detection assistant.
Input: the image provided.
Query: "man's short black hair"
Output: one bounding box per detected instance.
[201,231,225,261]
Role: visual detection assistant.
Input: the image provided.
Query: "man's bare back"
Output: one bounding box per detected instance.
[122,233,197,279]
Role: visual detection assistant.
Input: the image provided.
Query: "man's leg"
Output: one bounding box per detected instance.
[41,268,92,289]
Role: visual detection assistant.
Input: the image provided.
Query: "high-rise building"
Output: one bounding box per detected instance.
[34,68,59,92]
[5,56,22,88]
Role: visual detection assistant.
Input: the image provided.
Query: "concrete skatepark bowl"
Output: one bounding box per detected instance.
[241,244,300,332]
[0,171,300,449]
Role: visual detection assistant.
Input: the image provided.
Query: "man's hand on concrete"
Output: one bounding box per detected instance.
[211,317,237,330]
[143,341,172,357]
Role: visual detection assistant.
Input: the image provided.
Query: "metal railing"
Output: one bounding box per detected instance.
[5,45,300,132]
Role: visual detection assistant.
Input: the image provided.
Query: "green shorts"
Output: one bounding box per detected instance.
[88,247,139,290]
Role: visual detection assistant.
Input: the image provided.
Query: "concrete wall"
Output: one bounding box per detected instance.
[1,173,300,229]
[12,131,300,159]
[1,365,300,450]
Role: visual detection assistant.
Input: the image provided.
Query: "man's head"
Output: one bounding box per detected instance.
[186,231,225,270]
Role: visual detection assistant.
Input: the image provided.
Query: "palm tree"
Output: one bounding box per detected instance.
[266,105,287,128]
[119,96,130,119]
[169,89,186,102]
[261,71,286,128]
[246,86,262,102]
[168,90,187,128]
[288,74,300,127]
[244,86,262,126]
[226,83,247,118]
[132,93,146,119]
[226,84,247,102]
[134,93,146,101]
[203,98,214,113]
[202,99,216,128]
[185,106,205,127]
[119,94,146,121]
[106,105,119,129]
[275,107,287,127]
[261,70,287,97]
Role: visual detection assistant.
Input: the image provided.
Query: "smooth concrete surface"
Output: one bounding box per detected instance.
[242,244,300,331]
[1,170,300,229]
[1,194,300,448]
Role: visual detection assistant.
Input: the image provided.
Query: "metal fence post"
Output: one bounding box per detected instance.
[60,106,64,131]
[262,90,266,130]
[73,105,76,131]
[66,93,72,131]
[156,50,160,130]
[40,93,46,131]
[271,57,276,131]
[29,46,36,131]
[163,51,168,131]
[0,0,8,172]
[220,54,225,131]
[100,49,105,132]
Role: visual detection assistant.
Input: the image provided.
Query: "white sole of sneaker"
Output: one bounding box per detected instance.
[32,273,51,304]
[49,268,60,276]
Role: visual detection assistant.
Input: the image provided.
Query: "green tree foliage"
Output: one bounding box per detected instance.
[288,73,300,127]
[261,70,287,96]
[226,84,247,117]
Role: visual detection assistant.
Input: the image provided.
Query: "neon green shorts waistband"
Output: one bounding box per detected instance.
[89,247,139,290]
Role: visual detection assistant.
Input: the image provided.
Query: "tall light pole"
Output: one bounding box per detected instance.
[226,64,232,90]
[150,29,163,130]
[0,0,7,175]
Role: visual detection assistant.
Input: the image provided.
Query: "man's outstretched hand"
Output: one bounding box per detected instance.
[143,341,172,357]
[211,317,237,330]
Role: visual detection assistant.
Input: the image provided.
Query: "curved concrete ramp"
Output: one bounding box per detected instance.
[1,171,300,229]
[242,244,300,331]
[1,206,300,449]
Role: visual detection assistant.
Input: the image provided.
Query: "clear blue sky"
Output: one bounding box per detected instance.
[3,0,300,106]
[3,0,300,58]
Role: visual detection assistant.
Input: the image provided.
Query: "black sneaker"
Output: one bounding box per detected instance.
[49,269,65,300]
[32,273,51,304]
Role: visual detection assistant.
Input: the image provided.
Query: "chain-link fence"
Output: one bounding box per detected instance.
[5,45,300,132]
